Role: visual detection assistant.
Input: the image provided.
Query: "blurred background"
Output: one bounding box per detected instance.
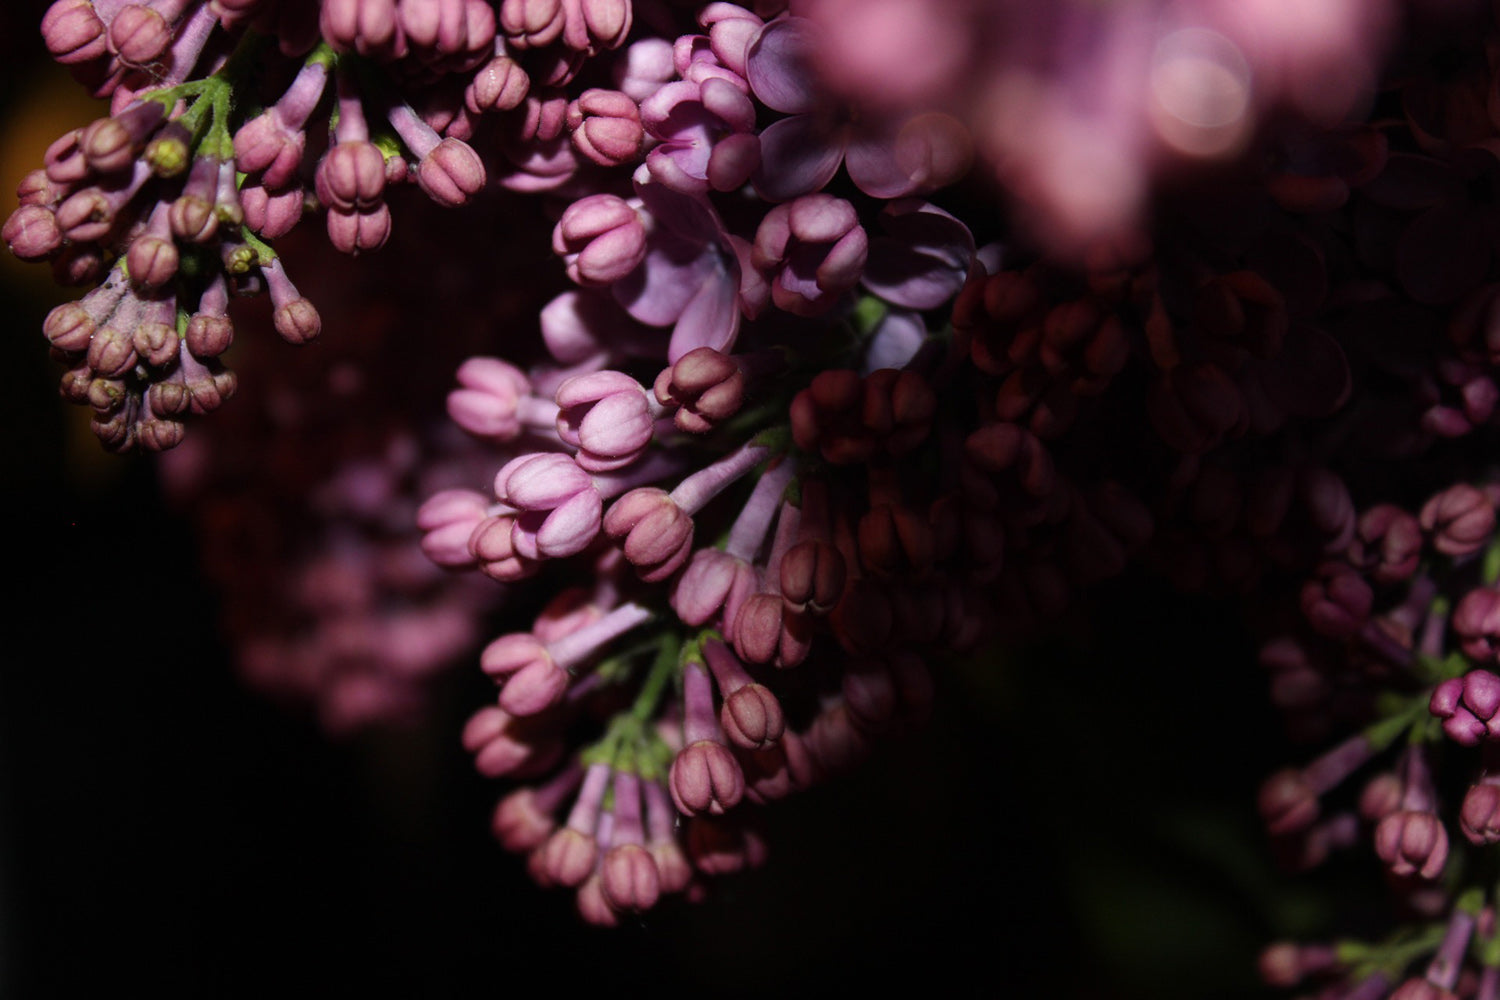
[0,3,1369,996]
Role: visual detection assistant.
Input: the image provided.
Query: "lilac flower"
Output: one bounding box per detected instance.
[745,15,972,201]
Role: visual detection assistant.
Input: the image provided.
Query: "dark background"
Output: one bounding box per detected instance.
[0,5,1345,995]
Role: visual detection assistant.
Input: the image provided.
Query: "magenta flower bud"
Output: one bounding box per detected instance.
[1349,504,1423,584]
[499,655,572,716]
[325,206,392,255]
[1421,484,1495,558]
[569,0,632,52]
[1390,979,1457,1000]
[670,740,743,816]
[1259,768,1319,836]
[686,814,767,875]
[132,317,178,369]
[125,206,178,290]
[54,188,117,244]
[417,488,491,567]
[4,204,62,262]
[86,323,138,379]
[1461,779,1500,845]
[602,488,694,581]
[1431,678,1487,746]
[469,514,541,581]
[107,4,172,68]
[553,194,647,287]
[1299,562,1372,641]
[320,0,400,55]
[732,592,812,667]
[262,257,321,344]
[1454,589,1500,663]
[447,356,554,441]
[417,137,487,206]
[600,843,659,912]
[316,141,387,213]
[79,102,165,175]
[135,418,185,453]
[234,114,307,192]
[671,548,756,627]
[1374,810,1449,879]
[42,0,108,64]
[752,194,868,316]
[493,789,556,853]
[499,0,566,48]
[653,347,745,433]
[241,183,305,240]
[576,871,620,927]
[467,55,531,114]
[555,370,655,472]
[461,706,558,778]
[567,89,643,168]
[494,452,603,559]
[779,540,845,615]
[1359,773,1404,823]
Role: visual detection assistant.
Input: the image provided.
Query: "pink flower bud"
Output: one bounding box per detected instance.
[567,89,644,168]
[494,452,603,559]
[603,488,694,581]
[555,370,654,471]
[316,141,387,212]
[1421,484,1494,557]
[1299,562,1372,641]
[653,347,745,433]
[1374,810,1449,879]
[447,357,535,440]
[669,740,744,816]
[42,0,108,64]
[234,113,307,191]
[417,137,487,206]
[325,205,392,255]
[417,488,490,567]
[1349,504,1422,584]
[499,0,565,49]
[571,0,632,52]
[752,194,868,316]
[3,204,62,261]
[552,194,646,286]
[108,4,172,67]
[1259,768,1318,837]
[466,55,531,114]
[1461,780,1500,845]
[671,548,756,627]
[492,789,556,852]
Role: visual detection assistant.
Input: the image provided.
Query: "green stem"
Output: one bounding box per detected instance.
[630,633,681,725]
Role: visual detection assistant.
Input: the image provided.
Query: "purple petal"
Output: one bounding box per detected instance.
[615,233,719,327]
[669,265,741,361]
[863,309,926,373]
[753,114,845,202]
[845,125,918,199]
[745,18,822,115]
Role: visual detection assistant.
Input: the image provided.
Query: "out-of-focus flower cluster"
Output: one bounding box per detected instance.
[23,0,1500,960]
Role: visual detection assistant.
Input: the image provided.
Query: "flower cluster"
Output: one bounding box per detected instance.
[24,0,1500,965]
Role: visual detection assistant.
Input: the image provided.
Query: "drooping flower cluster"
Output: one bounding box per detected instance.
[23,0,1500,965]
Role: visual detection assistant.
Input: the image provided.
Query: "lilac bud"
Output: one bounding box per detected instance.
[132,318,178,369]
[555,370,654,471]
[466,55,531,114]
[42,0,108,64]
[316,141,387,212]
[108,4,173,68]
[552,194,646,286]
[1461,780,1500,845]
[325,205,391,255]
[1259,768,1318,836]
[1299,562,1372,640]
[320,0,400,56]
[241,183,305,239]
[500,0,566,49]
[1420,484,1495,558]
[752,194,868,316]
[670,741,744,816]
[603,488,694,581]
[653,347,745,433]
[1349,504,1422,584]
[417,137,486,206]
[234,113,307,191]
[418,488,490,568]
[494,452,603,559]
[567,89,644,168]
[1374,810,1449,879]
[571,0,632,52]
[3,204,62,261]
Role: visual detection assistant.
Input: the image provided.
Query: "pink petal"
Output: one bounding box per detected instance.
[753,115,845,202]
